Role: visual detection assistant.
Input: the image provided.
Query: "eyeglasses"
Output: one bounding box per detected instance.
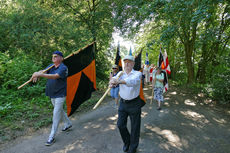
[112,68,117,69]
[52,55,58,58]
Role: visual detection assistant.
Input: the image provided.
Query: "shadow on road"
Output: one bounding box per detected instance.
[1,85,230,153]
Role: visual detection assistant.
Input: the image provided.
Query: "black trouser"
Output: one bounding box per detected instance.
[117,97,142,151]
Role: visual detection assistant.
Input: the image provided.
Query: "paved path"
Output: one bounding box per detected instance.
[1,85,230,153]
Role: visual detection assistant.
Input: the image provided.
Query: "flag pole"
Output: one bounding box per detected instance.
[17,65,54,89]
[93,71,123,109]
[150,78,156,104]
[17,42,96,90]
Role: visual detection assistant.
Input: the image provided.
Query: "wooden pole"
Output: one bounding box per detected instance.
[150,87,154,104]
[17,42,96,90]
[93,88,111,109]
[17,65,54,89]
[150,73,156,104]
[93,71,123,110]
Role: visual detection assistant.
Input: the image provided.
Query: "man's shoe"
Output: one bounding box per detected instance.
[123,144,129,152]
[128,148,136,153]
[157,107,161,110]
[62,125,72,131]
[45,138,55,146]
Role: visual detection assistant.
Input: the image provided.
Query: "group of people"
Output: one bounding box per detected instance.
[31,51,165,153]
[142,64,156,85]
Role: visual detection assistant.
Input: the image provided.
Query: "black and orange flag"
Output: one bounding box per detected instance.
[63,42,96,116]
[134,49,142,71]
[115,42,122,71]
[134,49,146,107]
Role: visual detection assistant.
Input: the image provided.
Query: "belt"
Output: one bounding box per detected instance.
[121,96,139,103]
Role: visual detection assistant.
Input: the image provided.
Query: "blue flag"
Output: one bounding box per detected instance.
[145,52,149,65]
[129,47,132,55]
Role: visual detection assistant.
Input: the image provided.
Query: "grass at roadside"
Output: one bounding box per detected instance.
[0,90,106,146]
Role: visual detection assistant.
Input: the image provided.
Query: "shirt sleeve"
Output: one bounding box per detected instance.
[57,65,68,79]
[123,71,141,87]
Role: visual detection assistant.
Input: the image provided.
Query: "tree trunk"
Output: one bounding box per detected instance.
[196,43,207,84]
[196,61,206,83]
[184,41,195,84]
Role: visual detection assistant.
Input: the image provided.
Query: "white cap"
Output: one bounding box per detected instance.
[112,65,118,69]
[123,55,135,61]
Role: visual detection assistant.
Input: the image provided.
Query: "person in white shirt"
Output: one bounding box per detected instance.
[109,55,142,153]
[149,64,156,82]
[143,64,150,84]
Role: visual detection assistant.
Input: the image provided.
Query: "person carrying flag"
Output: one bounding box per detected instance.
[109,55,143,153]
[31,51,72,146]
[152,67,164,110]
[149,64,156,82]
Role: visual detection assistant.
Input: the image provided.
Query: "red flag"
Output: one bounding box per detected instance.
[163,50,171,75]
[158,48,170,92]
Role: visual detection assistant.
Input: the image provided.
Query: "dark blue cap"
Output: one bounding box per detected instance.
[53,51,63,57]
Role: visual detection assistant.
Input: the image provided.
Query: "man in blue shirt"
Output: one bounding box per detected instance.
[32,51,72,146]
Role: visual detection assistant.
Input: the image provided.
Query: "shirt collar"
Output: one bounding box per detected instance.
[124,69,135,76]
[54,63,63,69]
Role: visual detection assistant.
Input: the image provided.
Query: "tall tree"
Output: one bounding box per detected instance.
[196,2,230,83]
[113,0,230,84]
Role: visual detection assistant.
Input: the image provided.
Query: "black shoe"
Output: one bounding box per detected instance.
[123,144,129,152]
[157,107,161,110]
[45,138,55,146]
[128,149,136,153]
[62,125,72,131]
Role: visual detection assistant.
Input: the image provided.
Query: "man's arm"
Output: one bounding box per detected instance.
[32,72,60,82]
[39,73,60,79]
[113,71,141,87]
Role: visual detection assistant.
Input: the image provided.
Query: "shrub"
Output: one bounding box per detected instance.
[210,56,230,104]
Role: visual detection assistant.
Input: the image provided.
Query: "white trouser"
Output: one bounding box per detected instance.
[49,97,71,139]
[145,72,150,83]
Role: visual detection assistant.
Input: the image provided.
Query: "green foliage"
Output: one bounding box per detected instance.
[96,78,109,91]
[209,56,230,104]
[0,51,52,143]
[0,0,116,144]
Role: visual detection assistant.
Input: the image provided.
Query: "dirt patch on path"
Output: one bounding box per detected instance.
[1,85,230,153]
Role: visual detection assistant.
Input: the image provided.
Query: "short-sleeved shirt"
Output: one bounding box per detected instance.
[45,63,68,98]
[152,72,164,88]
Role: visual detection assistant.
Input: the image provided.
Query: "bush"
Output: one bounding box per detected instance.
[0,52,48,117]
[209,56,230,104]
[211,71,230,104]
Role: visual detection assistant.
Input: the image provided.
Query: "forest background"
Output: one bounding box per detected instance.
[0,0,229,143]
